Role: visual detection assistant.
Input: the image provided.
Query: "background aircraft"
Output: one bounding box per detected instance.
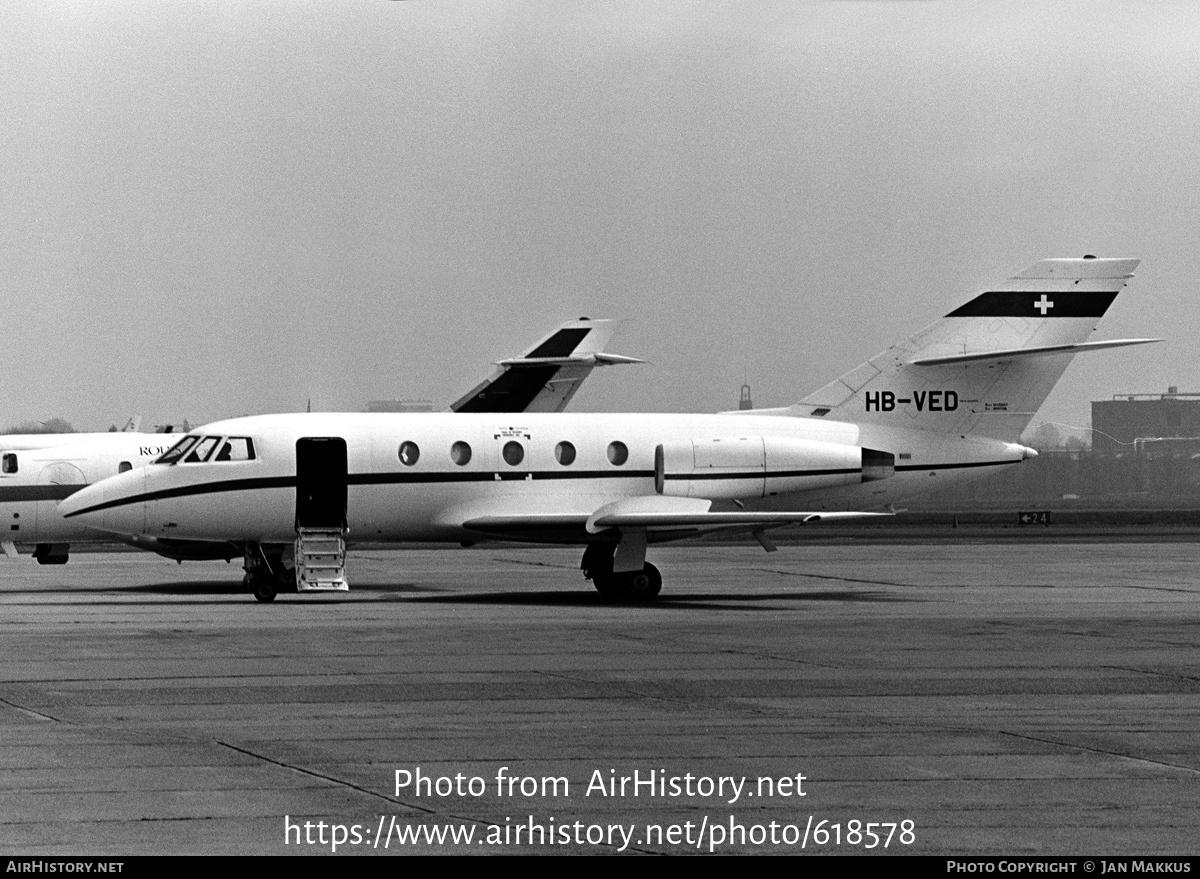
[1,431,181,564]
[60,257,1157,601]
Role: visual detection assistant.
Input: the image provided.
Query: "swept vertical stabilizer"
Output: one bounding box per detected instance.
[793,258,1151,441]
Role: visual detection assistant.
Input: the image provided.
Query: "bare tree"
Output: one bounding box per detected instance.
[1,418,77,435]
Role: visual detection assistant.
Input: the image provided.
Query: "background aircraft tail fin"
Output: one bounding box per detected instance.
[792,257,1146,441]
[452,318,643,413]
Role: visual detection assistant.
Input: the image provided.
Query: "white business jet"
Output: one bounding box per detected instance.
[3,319,636,566]
[60,257,1156,602]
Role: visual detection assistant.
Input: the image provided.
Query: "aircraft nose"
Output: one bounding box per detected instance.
[59,470,147,536]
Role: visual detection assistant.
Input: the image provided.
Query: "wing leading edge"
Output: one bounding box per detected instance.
[463,495,889,539]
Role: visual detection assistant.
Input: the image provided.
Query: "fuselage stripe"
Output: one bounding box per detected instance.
[60,457,1016,519]
[0,484,84,502]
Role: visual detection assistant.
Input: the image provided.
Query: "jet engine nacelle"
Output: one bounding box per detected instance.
[654,435,894,500]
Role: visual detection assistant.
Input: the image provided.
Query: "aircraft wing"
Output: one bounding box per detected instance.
[462,496,889,541]
[451,318,643,413]
[584,496,889,532]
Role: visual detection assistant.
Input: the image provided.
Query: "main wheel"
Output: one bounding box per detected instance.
[581,544,615,580]
[593,574,623,597]
[252,579,277,603]
[624,563,662,601]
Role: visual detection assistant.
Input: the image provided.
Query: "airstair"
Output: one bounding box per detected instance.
[295,527,349,592]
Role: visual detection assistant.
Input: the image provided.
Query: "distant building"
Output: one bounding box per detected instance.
[739,384,753,411]
[1092,386,1200,455]
[366,400,435,413]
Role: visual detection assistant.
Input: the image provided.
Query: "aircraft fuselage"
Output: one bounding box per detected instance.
[63,411,1029,546]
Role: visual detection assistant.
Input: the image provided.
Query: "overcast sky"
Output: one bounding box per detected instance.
[3,1,1197,438]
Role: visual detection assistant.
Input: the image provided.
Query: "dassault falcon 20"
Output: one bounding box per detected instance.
[61,257,1156,602]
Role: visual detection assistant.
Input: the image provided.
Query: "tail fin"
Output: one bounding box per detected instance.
[794,257,1156,441]
[451,318,644,413]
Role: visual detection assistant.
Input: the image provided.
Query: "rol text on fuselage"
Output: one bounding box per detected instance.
[60,258,1156,601]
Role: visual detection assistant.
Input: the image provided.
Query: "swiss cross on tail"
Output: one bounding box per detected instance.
[946,289,1112,318]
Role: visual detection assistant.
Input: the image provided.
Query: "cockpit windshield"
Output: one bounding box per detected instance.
[155,435,257,466]
[184,436,220,463]
[155,435,200,465]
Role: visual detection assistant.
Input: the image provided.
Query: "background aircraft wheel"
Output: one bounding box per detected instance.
[624,563,662,601]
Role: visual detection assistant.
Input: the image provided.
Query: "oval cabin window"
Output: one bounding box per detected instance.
[555,441,576,466]
[502,441,524,466]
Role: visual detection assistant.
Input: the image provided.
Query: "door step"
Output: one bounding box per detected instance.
[295,527,348,591]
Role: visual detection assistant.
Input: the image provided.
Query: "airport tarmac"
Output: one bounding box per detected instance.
[1,541,1198,856]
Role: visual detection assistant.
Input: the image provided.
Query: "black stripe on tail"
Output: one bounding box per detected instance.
[946,291,1117,318]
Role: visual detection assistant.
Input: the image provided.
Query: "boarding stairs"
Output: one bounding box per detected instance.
[295,527,349,592]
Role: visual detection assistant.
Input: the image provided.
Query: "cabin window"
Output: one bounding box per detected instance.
[554,441,576,466]
[183,436,221,464]
[399,441,420,466]
[156,435,200,465]
[118,461,132,473]
[450,441,472,466]
[1,453,16,474]
[216,437,256,462]
[502,441,524,466]
[607,441,629,466]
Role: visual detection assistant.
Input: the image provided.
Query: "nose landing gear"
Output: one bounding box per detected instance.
[244,543,296,603]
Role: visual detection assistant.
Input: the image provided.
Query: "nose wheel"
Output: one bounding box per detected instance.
[244,542,296,602]
[248,575,277,603]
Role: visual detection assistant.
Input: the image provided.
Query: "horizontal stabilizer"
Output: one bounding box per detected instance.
[908,338,1162,366]
[496,352,645,367]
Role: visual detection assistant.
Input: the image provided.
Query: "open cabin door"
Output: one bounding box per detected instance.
[294,437,349,592]
[296,437,348,528]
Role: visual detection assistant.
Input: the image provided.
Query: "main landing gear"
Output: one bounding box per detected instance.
[581,544,662,601]
[244,543,296,603]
